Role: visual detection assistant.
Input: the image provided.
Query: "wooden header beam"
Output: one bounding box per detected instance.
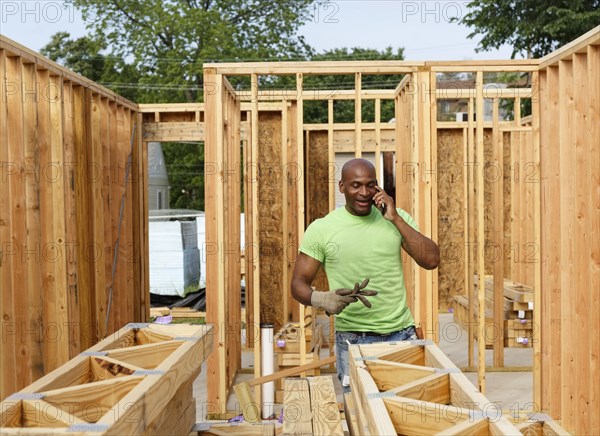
[204,59,539,75]
[203,60,424,75]
[237,89,396,101]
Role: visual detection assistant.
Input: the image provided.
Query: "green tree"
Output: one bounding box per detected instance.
[162,142,205,211]
[457,0,600,58]
[264,47,405,124]
[41,32,143,102]
[72,0,315,103]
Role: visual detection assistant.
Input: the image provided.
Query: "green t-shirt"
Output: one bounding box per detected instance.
[299,206,418,333]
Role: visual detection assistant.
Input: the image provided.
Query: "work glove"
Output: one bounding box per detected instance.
[310,290,357,315]
[335,278,379,308]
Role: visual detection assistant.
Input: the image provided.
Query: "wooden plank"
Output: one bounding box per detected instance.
[282,378,312,435]
[383,396,470,433]
[364,360,436,391]
[467,97,475,369]
[282,101,290,328]
[6,56,30,393]
[343,393,359,436]
[354,72,362,158]
[124,110,136,329]
[492,98,505,367]
[250,73,262,407]
[558,58,575,431]
[204,60,423,75]
[72,85,96,349]
[328,99,335,211]
[105,340,183,369]
[22,399,84,427]
[475,70,486,393]
[21,62,43,385]
[308,376,343,436]
[40,376,144,422]
[389,373,450,404]
[587,42,600,436]
[572,52,591,434]
[374,99,381,182]
[204,69,226,417]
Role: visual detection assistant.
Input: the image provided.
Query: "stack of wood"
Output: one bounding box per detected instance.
[272,314,325,403]
[452,275,534,348]
[282,376,343,435]
[0,323,213,435]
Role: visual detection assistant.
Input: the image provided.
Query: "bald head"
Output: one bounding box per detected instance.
[341,158,375,182]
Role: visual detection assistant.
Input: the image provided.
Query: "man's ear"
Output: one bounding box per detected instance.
[338,179,344,193]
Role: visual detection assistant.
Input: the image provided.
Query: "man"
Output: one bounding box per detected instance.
[291,158,440,391]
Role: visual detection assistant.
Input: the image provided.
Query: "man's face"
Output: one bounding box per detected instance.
[339,164,377,216]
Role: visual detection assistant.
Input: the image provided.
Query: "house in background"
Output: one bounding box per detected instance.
[148,142,170,210]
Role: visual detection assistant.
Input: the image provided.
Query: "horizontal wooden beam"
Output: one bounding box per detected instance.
[539,24,600,68]
[237,89,396,101]
[436,88,534,99]
[204,60,424,75]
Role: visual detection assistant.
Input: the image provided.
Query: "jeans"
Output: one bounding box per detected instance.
[335,326,417,393]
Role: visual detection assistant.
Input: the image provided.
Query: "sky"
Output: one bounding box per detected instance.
[0,0,518,61]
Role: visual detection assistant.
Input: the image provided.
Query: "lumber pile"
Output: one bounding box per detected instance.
[0,323,213,435]
[282,376,343,436]
[452,275,535,348]
[345,341,569,435]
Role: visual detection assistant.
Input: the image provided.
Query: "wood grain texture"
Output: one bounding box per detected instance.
[308,376,343,436]
[282,378,312,435]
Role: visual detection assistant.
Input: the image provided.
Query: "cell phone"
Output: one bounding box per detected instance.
[374,184,386,215]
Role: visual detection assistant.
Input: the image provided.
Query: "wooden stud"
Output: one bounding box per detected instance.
[355,73,362,157]
[467,97,475,369]
[374,98,381,182]
[558,58,575,431]
[250,74,262,407]
[21,62,42,384]
[328,99,335,211]
[492,98,505,367]
[586,42,600,436]
[475,70,486,393]
[572,54,591,433]
[282,100,289,329]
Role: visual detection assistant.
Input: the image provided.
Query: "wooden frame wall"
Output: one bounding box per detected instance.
[0,36,148,402]
[203,70,242,416]
[538,27,600,434]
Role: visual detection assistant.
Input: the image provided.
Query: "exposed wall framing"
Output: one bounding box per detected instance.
[538,27,600,434]
[0,36,148,402]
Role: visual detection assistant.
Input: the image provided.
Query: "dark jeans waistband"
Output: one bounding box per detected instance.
[342,325,415,337]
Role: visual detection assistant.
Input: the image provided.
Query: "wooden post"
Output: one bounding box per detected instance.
[375,98,381,182]
[355,72,362,157]
[282,100,289,328]
[467,97,475,369]
[475,71,486,393]
[531,69,542,412]
[492,98,505,367]
[250,73,262,408]
[328,99,335,211]
[296,73,307,372]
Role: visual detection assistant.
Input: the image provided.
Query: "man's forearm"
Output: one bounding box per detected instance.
[392,215,440,269]
[291,279,314,306]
